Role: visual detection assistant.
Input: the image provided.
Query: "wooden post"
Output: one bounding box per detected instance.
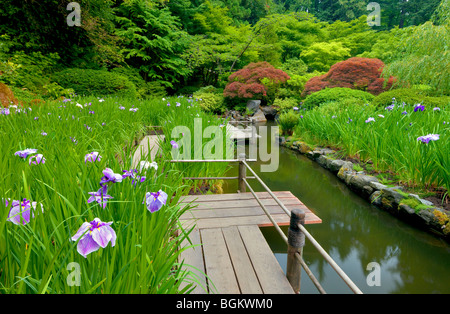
[286,208,305,294]
[238,153,246,193]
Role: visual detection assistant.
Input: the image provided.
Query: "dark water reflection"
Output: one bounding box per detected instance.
[223,122,450,294]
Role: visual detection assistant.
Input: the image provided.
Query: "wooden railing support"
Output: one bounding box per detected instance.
[286,208,305,294]
[238,153,246,193]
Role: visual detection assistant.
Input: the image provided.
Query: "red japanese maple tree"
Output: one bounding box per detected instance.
[224,62,290,102]
[302,57,395,96]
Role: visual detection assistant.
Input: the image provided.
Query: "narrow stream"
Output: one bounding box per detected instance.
[223,121,450,294]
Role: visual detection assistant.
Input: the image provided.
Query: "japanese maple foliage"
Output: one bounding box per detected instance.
[302,57,395,96]
[224,62,290,102]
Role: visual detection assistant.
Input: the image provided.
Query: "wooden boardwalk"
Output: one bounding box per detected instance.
[178,191,321,294]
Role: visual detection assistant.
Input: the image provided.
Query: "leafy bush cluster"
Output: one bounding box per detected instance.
[278,110,300,136]
[371,88,450,108]
[302,87,375,108]
[272,97,299,112]
[193,86,226,113]
[52,69,138,98]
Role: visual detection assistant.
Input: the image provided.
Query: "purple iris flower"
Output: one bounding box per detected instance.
[85,152,102,163]
[15,148,38,159]
[129,108,138,112]
[170,140,179,149]
[433,107,440,111]
[402,111,408,115]
[87,187,113,209]
[132,176,146,185]
[1,108,10,115]
[122,169,138,178]
[100,168,123,186]
[29,154,46,165]
[417,134,440,144]
[71,218,116,258]
[6,198,43,225]
[414,104,425,112]
[123,169,146,185]
[365,117,375,123]
[143,190,168,213]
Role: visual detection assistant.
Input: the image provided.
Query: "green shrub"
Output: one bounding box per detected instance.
[0,36,60,92]
[193,91,225,113]
[302,87,375,108]
[276,72,324,101]
[312,99,368,117]
[279,58,309,77]
[277,110,300,136]
[273,97,298,112]
[111,67,166,98]
[42,82,74,99]
[52,68,137,98]
[195,85,221,94]
[176,85,200,96]
[371,88,450,108]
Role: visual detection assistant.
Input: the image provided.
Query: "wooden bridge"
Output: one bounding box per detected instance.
[174,156,363,295]
[178,191,321,294]
[135,134,362,294]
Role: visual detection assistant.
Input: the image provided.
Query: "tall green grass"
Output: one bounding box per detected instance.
[293,100,449,195]
[0,95,230,293]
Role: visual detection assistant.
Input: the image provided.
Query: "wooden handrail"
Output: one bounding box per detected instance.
[171,157,363,294]
[170,159,257,163]
[241,159,363,294]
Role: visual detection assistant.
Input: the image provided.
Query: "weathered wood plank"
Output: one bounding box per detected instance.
[222,226,263,294]
[238,225,294,294]
[182,213,290,229]
[200,228,241,294]
[183,197,302,210]
[181,212,321,229]
[180,191,297,203]
[178,228,207,294]
[180,204,303,220]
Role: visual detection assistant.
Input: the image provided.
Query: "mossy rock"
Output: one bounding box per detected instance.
[293,141,312,154]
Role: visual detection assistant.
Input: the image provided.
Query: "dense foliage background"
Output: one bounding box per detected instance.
[0,0,448,102]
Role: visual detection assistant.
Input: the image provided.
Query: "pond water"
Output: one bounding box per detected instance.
[223,121,450,294]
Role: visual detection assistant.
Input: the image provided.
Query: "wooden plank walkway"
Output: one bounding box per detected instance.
[178,191,321,294]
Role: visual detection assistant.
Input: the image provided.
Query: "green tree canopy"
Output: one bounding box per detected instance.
[300,41,351,72]
[115,0,193,88]
[381,3,449,95]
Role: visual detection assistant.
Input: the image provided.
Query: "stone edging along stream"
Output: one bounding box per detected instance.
[279,137,450,242]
